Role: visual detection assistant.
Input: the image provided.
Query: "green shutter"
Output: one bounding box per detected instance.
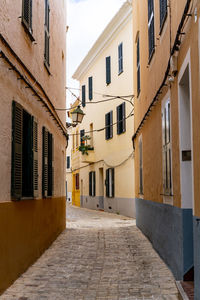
[33,118,38,198]
[89,77,93,100]
[42,127,48,197]
[11,101,23,199]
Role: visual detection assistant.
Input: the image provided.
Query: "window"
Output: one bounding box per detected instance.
[117,102,126,134]
[11,101,38,199]
[44,0,50,68]
[105,111,113,140]
[89,171,96,197]
[160,0,167,30]
[148,0,155,60]
[139,135,143,194]
[22,0,33,39]
[106,168,114,198]
[82,85,86,107]
[75,173,79,190]
[118,43,123,74]
[80,129,85,146]
[162,99,172,195]
[90,123,93,147]
[137,35,141,96]
[67,156,70,169]
[88,77,93,100]
[106,56,111,85]
[42,127,54,197]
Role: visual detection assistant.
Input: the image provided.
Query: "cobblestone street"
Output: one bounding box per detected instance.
[1,204,179,300]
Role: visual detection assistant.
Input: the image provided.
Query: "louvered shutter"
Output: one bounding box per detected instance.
[22,0,32,31]
[105,113,109,140]
[160,0,167,28]
[42,127,48,197]
[106,169,109,197]
[48,132,53,197]
[117,106,120,134]
[137,36,141,95]
[93,172,96,197]
[89,77,93,100]
[52,135,54,195]
[82,85,86,107]
[111,168,115,197]
[110,111,113,138]
[11,101,23,199]
[44,0,50,66]
[33,118,38,198]
[122,102,126,133]
[148,0,155,59]
[89,172,92,196]
[118,43,123,74]
[106,56,111,85]
[139,137,143,194]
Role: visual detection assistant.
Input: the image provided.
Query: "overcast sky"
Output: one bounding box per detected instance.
[66,0,125,104]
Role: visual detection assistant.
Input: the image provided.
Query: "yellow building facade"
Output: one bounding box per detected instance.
[0,0,67,294]
[132,0,200,297]
[70,0,135,217]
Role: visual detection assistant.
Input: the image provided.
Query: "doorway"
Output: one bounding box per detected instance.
[99,168,104,210]
[179,62,194,281]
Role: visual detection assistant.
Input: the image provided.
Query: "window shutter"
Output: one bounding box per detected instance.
[93,172,96,197]
[110,111,113,138]
[33,118,38,198]
[148,0,155,59]
[160,0,167,28]
[111,168,115,197]
[11,101,23,199]
[89,77,93,100]
[105,113,109,140]
[52,135,54,195]
[89,172,92,196]
[137,36,141,95]
[106,169,109,197]
[106,56,111,85]
[44,0,50,66]
[139,137,143,194]
[82,85,86,107]
[118,43,123,74]
[117,106,120,134]
[122,102,126,133]
[22,0,32,31]
[48,132,53,197]
[67,156,70,169]
[42,127,48,197]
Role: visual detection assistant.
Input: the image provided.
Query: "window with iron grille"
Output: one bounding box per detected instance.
[44,0,50,68]
[22,0,33,35]
[89,171,96,197]
[160,0,167,30]
[148,0,155,60]
[42,126,54,197]
[105,168,114,198]
[117,102,126,135]
[162,99,172,195]
[105,111,113,140]
[137,35,141,96]
[139,135,143,195]
[11,101,38,199]
[88,77,93,100]
[82,85,86,107]
[106,56,111,85]
[118,43,123,74]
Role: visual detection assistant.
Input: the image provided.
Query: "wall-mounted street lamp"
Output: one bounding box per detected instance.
[71,105,85,124]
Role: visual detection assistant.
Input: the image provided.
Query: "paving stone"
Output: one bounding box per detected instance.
[1,204,179,299]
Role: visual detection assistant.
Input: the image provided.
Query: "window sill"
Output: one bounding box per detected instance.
[21,21,35,42]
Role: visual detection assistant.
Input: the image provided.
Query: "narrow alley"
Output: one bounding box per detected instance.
[1,204,179,300]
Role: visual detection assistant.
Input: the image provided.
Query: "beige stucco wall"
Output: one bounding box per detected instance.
[133,0,200,215]
[71,2,135,217]
[0,0,67,293]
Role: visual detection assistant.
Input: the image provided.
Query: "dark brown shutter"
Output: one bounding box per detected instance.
[33,118,38,198]
[110,111,113,138]
[42,127,48,197]
[117,106,120,134]
[93,172,96,197]
[122,102,126,133]
[52,135,54,196]
[44,0,50,66]
[89,172,92,196]
[111,168,115,197]
[11,101,23,199]
[22,0,32,31]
